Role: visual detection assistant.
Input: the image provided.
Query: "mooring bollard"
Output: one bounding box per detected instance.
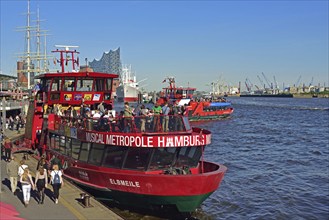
[83,194,91,207]
[80,193,91,207]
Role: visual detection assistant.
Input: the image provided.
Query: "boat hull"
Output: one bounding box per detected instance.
[116,84,139,102]
[189,113,232,122]
[62,161,226,212]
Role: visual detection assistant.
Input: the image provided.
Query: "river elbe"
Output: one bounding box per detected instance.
[192,97,329,220]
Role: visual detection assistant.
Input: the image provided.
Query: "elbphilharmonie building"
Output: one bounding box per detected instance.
[89,48,121,76]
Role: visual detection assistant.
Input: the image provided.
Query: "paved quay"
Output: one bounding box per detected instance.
[1,128,123,220]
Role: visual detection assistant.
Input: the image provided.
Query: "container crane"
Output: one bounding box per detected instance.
[245,78,253,93]
[295,75,302,87]
[257,75,265,89]
[309,77,314,87]
[262,72,272,89]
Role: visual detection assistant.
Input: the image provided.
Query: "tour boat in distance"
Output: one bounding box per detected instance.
[157,77,234,122]
[116,65,140,102]
[24,47,227,215]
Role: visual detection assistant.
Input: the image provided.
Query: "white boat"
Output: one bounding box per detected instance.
[116,65,140,102]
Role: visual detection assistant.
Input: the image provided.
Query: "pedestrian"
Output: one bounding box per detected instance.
[4,138,13,162]
[35,167,48,204]
[6,155,19,195]
[18,159,28,177]
[50,164,64,204]
[37,155,48,171]
[50,155,62,171]
[20,168,35,207]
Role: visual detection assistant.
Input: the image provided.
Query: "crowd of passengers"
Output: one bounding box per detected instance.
[46,101,189,133]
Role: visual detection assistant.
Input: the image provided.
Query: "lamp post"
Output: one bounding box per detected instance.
[0,97,5,193]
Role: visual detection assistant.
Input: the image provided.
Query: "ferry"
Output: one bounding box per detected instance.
[23,48,227,214]
[157,77,234,122]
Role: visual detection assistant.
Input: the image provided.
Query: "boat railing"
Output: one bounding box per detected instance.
[51,114,192,134]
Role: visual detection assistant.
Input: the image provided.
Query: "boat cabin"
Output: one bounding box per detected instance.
[34,72,118,108]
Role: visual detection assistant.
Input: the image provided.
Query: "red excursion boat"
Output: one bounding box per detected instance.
[157,77,234,122]
[23,48,227,214]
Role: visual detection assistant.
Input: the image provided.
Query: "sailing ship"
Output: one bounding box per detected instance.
[22,48,227,214]
[116,65,140,102]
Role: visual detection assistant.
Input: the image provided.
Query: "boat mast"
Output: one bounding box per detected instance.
[52,45,79,72]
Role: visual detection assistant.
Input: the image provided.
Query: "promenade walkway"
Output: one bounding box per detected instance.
[0,128,123,220]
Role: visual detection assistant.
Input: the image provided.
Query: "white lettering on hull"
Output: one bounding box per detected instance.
[85,132,208,147]
[109,178,140,188]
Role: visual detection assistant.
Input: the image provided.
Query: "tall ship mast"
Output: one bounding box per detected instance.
[16,0,51,89]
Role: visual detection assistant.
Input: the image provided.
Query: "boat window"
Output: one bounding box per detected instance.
[104,93,111,101]
[65,138,72,157]
[102,146,128,168]
[88,143,105,166]
[63,78,76,91]
[49,133,60,151]
[59,136,66,155]
[94,79,104,92]
[148,148,177,171]
[79,142,91,162]
[174,146,202,168]
[71,139,80,160]
[104,79,113,92]
[76,79,93,91]
[51,78,62,92]
[123,148,152,170]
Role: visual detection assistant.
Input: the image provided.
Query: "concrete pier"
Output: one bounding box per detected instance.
[0,128,123,220]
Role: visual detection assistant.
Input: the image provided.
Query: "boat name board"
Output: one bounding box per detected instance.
[84,132,210,147]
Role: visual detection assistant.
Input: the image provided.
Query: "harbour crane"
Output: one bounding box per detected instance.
[262,72,272,89]
[257,75,265,89]
[245,78,253,93]
[309,77,314,87]
[295,75,302,87]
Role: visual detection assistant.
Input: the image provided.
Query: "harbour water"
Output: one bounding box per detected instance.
[194,97,329,219]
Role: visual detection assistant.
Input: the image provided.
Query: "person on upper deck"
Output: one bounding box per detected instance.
[162,103,170,132]
[97,101,106,116]
[152,103,162,132]
[123,102,134,132]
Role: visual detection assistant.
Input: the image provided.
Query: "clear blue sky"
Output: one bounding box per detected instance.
[1,0,328,92]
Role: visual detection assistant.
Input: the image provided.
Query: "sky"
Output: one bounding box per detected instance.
[0,0,328,92]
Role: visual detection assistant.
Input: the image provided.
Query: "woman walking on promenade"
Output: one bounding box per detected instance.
[20,168,35,207]
[35,167,48,204]
[50,164,64,204]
